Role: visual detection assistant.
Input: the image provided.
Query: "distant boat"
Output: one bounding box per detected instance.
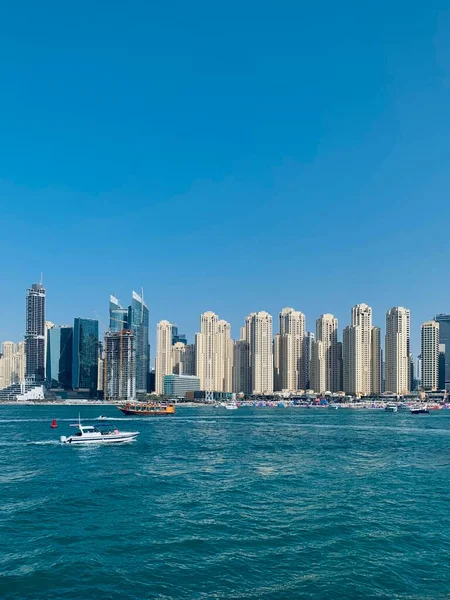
[385,405,398,413]
[410,407,429,414]
[97,415,109,420]
[225,401,238,410]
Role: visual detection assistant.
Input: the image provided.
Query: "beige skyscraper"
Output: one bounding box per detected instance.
[217,320,233,393]
[0,342,15,389]
[371,326,381,394]
[385,307,410,395]
[155,320,173,394]
[172,342,186,375]
[315,314,339,392]
[275,307,305,391]
[195,312,232,392]
[247,311,273,394]
[421,321,440,390]
[343,303,372,396]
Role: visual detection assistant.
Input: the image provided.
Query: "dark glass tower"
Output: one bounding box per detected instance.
[25,283,46,382]
[171,325,187,345]
[72,318,99,393]
[128,291,149,394]
[435,315,450,391]
[46,326,73,389]
[109,295,129,332]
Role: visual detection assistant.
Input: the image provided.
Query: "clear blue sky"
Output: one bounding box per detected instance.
[1,0,450,356]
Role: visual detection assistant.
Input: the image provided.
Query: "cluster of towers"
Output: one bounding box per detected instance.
[156,305,450,397]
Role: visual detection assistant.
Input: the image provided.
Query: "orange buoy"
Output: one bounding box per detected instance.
[50,419,57,428]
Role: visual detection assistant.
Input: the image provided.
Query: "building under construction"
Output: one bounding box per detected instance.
[104,330,136,401]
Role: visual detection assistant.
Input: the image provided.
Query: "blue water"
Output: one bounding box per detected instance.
[1,405,450,599]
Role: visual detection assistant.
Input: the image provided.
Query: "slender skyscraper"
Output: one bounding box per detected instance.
[247,311,273,394]
[155,320,174,394]
[421,321,440,391]
[276,307,305,391]
[385,307,410,395]
[72,318,99,393]
[195,312,232,392]
[434,314,450,390]
[343,303,372,396]
[25,283,46,382]
[315,314,339,392]
[128,291,149,393]
[46,325,73,389]
[371,326,382,395]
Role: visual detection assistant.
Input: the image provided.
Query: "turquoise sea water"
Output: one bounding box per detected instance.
[1,405,450,599]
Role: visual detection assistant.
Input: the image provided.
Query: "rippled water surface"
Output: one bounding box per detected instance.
[1,405,450,599]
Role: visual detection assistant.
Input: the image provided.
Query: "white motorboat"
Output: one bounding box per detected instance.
[385,405,398,413]
[97,415,109,420]
[60,421,139,445]
[225,401,238,410]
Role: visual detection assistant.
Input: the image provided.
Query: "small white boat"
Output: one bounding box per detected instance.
[225,401,238,410]
[385,405,398,413]
[97,415,109,420]
[60,420,139,445]
[410,406,429,414]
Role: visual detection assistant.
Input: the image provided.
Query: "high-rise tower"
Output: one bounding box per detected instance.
[385,307,410,395]
[421,321,440,391]
[25,283,46,382]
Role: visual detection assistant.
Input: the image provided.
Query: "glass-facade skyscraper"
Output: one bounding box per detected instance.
[109,295,129,332]
[46,326,73,389]
[108,291,149,394]
[128,291,149,393]
[25,283,46,382]
[72,317,99,393]
[435,315,450,391]
[171,325,187,345]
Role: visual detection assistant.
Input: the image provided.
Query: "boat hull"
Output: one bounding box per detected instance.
[117,403,175,416]
[61,432,139,445]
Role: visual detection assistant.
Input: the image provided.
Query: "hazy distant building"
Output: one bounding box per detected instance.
[171,326,187,346]
[104,330,136,401]
[72,318,99,393]
[25,283,46,382]
[421,321,439,391]
[304,332,315,389]
[46,325,73,389]
[371,326,382,395]
[439,344,446,391]
[435,314,450,390]
[183,344,196,376]
[233,339,250,394]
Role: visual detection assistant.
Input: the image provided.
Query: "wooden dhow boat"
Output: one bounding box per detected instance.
[118,402,175,416]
